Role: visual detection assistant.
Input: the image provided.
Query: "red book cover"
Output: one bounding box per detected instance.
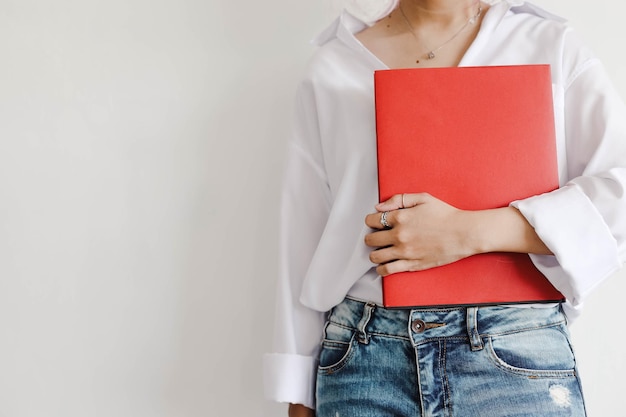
[374,65,564,308]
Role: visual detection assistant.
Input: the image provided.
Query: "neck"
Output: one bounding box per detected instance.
[400,0,480,26]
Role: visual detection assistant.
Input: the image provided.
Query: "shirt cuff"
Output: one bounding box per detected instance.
[511,184,621,305]
[263,353,318,409]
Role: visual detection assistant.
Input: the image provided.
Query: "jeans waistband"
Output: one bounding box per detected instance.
[328,297,566,348]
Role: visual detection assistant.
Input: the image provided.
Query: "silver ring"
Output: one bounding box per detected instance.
[401,193,406,208]
[380,211,390,228]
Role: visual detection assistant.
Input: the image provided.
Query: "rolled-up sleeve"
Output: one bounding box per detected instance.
[263,82,331,409]
[512,58,626,316]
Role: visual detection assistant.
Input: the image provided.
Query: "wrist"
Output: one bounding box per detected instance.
[468,207,551,255]
[462,209,493,255]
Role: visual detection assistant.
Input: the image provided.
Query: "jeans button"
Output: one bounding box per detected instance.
[411,319,426,333]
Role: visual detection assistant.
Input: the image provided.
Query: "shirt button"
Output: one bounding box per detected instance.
[411,319,426,333]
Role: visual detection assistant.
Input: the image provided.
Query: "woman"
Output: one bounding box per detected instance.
[264,0,626,416]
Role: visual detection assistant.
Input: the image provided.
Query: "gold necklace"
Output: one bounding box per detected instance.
[399,1,482,64]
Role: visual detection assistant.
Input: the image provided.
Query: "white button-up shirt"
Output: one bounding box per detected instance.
[264,0,626,408]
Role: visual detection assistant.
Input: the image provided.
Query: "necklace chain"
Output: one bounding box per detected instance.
[399,1,482,63]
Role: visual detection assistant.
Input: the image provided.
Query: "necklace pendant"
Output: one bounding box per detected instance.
[427,51,435,60]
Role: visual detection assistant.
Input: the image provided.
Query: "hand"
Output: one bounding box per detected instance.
[288,403,315,417]
[364,193,478,276]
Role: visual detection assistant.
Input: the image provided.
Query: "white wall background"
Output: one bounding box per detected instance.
[0,1,623,416]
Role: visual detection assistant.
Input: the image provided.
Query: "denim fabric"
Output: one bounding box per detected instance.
[316,297,586,417]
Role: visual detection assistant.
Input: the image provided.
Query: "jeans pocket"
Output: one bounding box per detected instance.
[486,324,577,378]
[318,322,356,375]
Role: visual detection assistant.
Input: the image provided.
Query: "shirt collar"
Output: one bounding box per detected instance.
[311,10,368,48]
[507,0,567,23]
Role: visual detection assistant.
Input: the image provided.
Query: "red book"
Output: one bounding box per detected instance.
[375,65,564,308]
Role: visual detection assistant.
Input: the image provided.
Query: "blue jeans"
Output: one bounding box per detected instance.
[316,297,586,417]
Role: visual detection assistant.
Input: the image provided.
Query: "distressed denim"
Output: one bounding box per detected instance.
[316,297,586,417]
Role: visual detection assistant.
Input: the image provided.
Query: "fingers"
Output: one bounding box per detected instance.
[288,403,315,417]
[376,192,433,212]
[366,193,467,275]
[364,228,393,248]
[365,237,410,275]
[375,194,404,211]
[376,259,421,276]
[365,210,394,230]
[368,193,435,229]
[367,244,397,265]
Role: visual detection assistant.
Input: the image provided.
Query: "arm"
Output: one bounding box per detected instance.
[364,192,551,277]
[365,49,626,312]
[510,58,626,308]
[263,83,329,410]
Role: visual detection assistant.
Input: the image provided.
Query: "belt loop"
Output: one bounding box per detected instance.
[356,302,376,345]
[466,307,484,351]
